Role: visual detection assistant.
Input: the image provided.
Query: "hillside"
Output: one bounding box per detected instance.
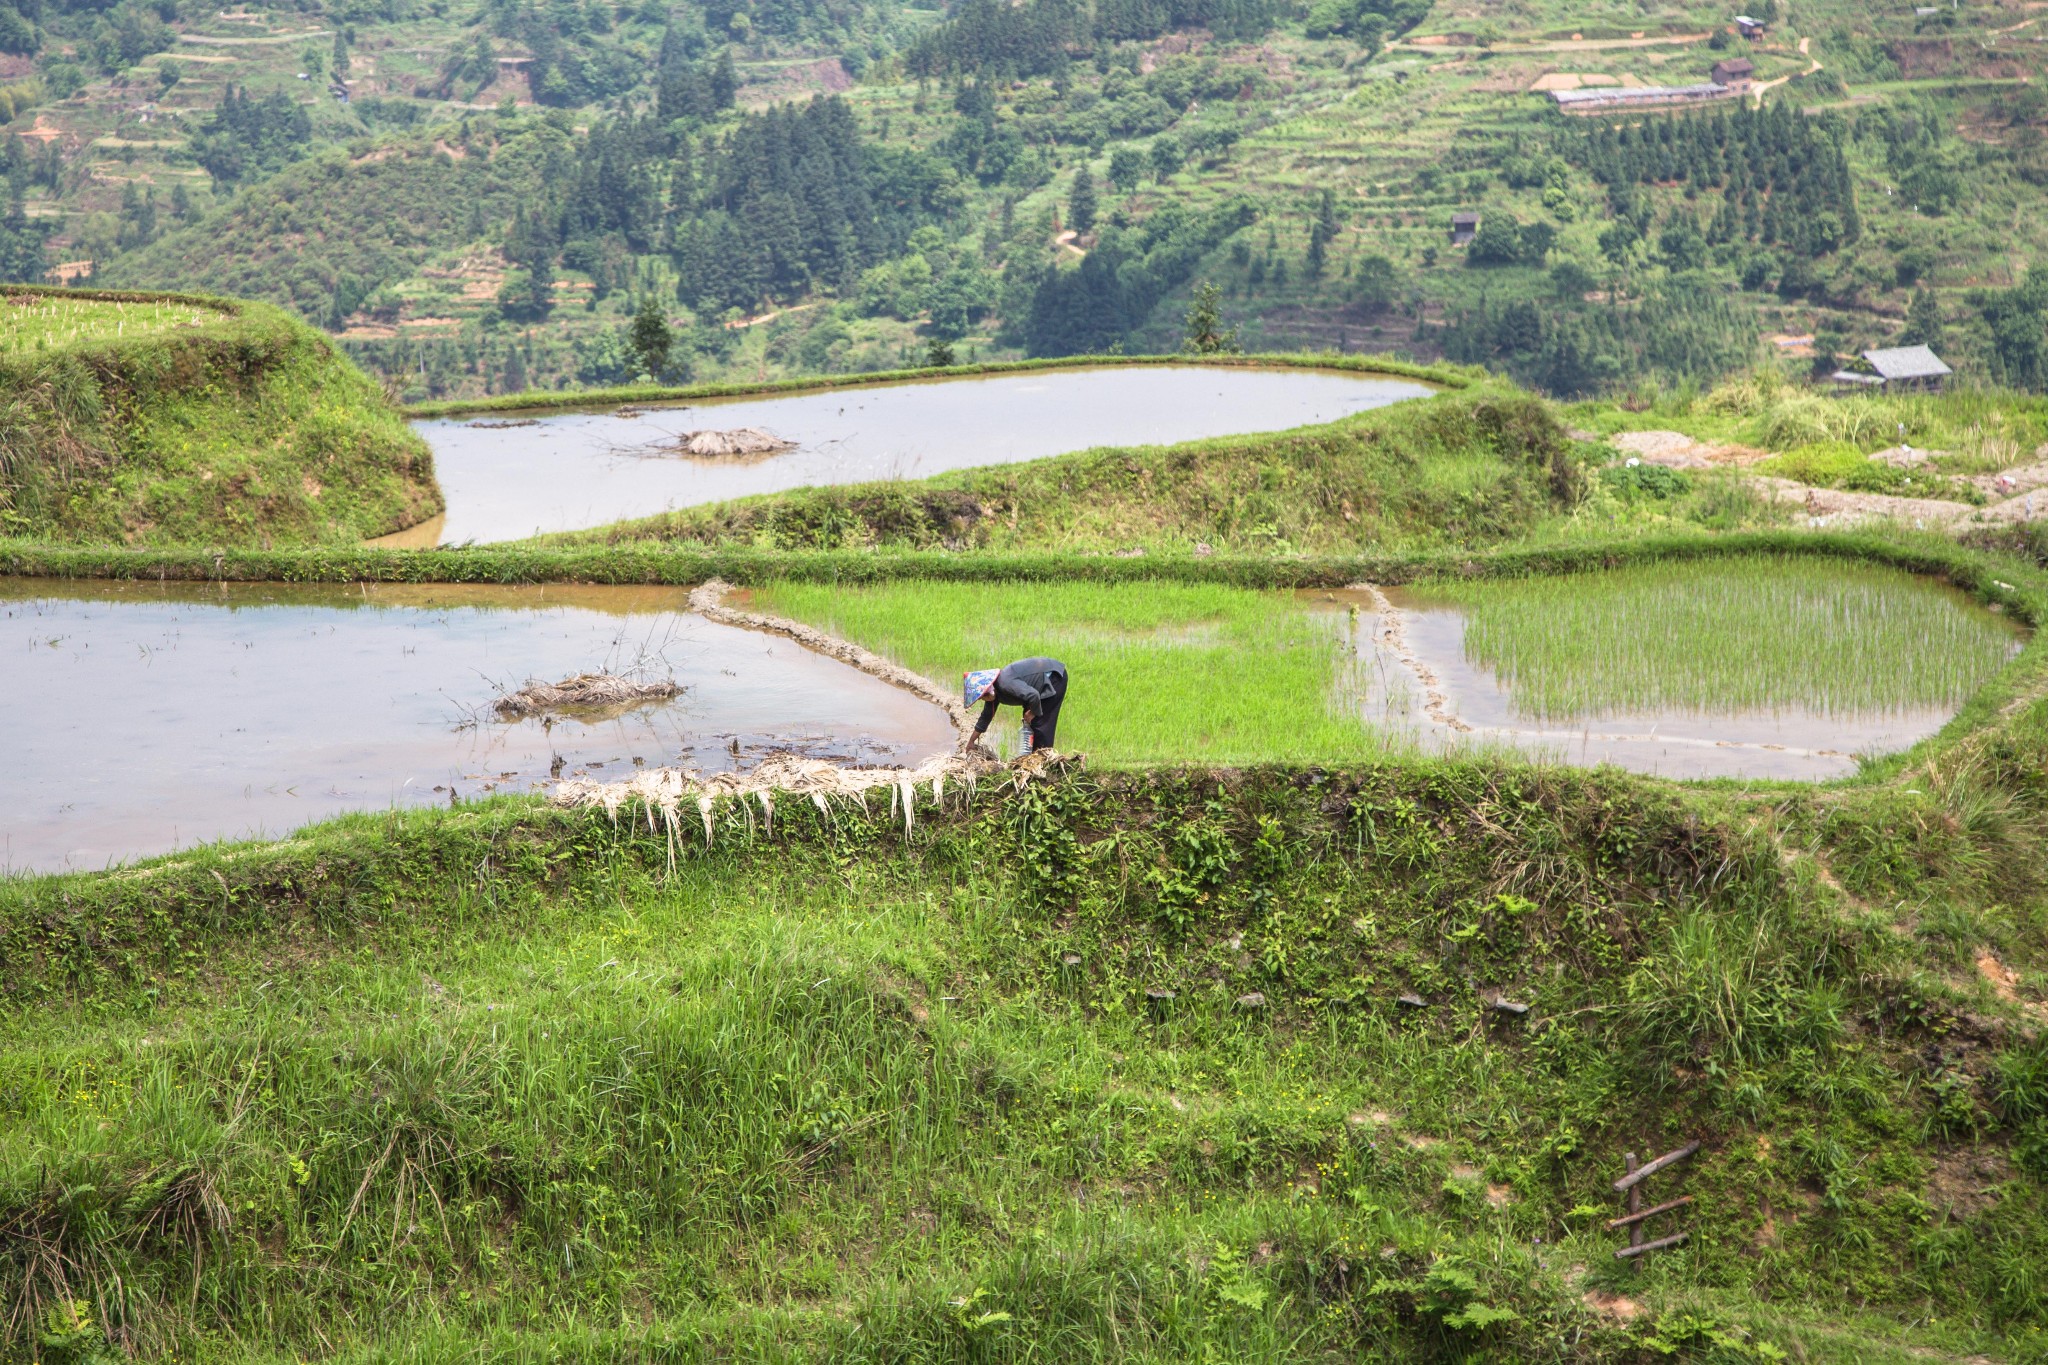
[0,286,439,544]
[8,0,2048,401]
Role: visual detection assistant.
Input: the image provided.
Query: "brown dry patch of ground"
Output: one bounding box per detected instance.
[1582,1289,1643,1321]
[1529,71,1622,91]
[1975,951,2048,1022]
[1608,429,1772,467]
[1927,1147,2016,1219]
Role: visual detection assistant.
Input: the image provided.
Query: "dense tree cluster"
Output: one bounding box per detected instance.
[193,86,313,187]
[1442,285,1756,397]
[0,186,47,283]
[672,97,958,313]
[1019,197,1253,354]
[1571,104,1861,262]
[655,21,736,124]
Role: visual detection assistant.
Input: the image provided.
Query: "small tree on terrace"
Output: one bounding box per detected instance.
[629,295,674,379]
[1069,167,1098,235]
[1182,281,1240,355]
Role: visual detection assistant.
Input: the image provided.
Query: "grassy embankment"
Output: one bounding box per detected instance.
[540,378,1591,556]
[4,681,2048,1361]
[0,287,440,547]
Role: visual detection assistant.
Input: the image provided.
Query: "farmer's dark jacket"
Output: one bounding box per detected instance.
[975,657,1067,733]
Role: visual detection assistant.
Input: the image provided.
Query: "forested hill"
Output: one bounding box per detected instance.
[102,97,959,323]
[19,0,2048,401]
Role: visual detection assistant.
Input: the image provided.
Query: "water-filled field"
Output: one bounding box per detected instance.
[0,580,952,873]
[1330,556,2025,779]
[389,366,1434,545]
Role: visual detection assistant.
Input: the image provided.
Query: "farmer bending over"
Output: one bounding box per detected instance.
[964,657,1069,753]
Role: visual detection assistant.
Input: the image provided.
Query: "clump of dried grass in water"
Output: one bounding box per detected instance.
[553,749,1076,863]
[666,427,797,460]
[493,672,681,719]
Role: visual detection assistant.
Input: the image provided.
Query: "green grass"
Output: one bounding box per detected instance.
[1419,555,2023,721]
[4,754,2048,1362]
[0,288,440,546]
[750,578,1401,764]
[552,385,1578,556]
[0,293,233,353]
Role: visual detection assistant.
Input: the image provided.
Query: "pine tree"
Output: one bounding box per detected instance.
[629,295,673,378]
[1181,280,1240,354]
[1068,166,1097,234]
[1305,188,1337,278]
[1899,287,1944,349]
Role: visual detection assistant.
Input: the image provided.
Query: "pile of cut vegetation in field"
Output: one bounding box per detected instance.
[0,287,440,546]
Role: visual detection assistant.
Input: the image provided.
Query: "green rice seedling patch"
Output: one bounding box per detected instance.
[0,293,232,354]
[748,579,1397,765]
[1419,555,2022,722]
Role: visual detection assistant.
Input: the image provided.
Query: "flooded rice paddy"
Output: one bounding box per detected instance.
[386,365,1434,545]
[0,580,954,873]
[1319,558,2025,780]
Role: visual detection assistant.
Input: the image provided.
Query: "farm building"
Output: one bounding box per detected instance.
[1711,58,1755,89]
[1734,14,1766,38]
[1449,212,1480,245]
[1829,345,1954,392]
[1547,82,1740,114]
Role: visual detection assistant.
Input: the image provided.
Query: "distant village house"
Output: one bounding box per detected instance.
[1449,212,1480,245]
[1711,58,1755,90]
[1830,345,1953,393]
[1734,15,1766,39]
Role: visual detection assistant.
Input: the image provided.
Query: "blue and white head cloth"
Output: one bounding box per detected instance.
[963,667,1000,708]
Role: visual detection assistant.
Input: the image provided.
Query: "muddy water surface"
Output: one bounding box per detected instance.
[389,366,1434,545]
[0,580,953,872]
[1314,586,2023,780]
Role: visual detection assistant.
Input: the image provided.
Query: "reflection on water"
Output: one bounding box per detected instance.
[391,366,1434,545]
[1311,587,2020,780]
[0,579,954,873]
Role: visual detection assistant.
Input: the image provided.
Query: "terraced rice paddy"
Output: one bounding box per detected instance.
[1417,556,2020,721]
[747,579,1405,766]
[1,293,229,352]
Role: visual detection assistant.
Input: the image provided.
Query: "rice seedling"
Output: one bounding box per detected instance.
[1418,555,2021,721]
[749,579,1409,765]
[1,295,228,354]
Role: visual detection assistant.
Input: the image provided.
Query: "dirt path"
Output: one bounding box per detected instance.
[177,29,329,44]
[1752,36,1821,100]
[1391,31,1708,54]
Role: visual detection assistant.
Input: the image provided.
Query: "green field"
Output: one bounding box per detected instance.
[0,293,231,353]
[1419,555,2025,721]
[0,288,441,545]
[751,577,1406,764]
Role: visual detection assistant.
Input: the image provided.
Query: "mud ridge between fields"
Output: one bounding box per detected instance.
[687,578,978,741]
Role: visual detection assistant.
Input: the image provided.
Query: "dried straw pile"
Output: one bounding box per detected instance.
[553,749,1075,857]
[493,673,681,719]
[668,427,797,459]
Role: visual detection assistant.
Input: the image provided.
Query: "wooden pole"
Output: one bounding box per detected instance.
[1624,1153,1641,1253]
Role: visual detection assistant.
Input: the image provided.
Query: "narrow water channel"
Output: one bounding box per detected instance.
[0,580,954,874]
[386,365,1434,546]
